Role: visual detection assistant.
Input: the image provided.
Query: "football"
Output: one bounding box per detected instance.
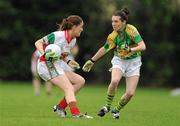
[45,44,61,56]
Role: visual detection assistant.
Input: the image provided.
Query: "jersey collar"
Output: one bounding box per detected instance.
[65,30,75,44]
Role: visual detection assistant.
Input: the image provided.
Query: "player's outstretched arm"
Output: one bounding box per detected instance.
[83,47,106,72]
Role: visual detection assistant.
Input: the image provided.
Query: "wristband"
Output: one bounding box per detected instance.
[67,60,71,64]
[90,59,95,63]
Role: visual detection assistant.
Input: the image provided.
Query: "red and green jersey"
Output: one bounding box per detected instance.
[103,24,143,59]
[42,30,76,55]
[40,30,76,61]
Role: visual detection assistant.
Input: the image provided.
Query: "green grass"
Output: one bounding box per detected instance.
[0,81,180,126]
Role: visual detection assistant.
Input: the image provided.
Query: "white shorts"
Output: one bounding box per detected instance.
[37,60,65,81]
[37,60,74,81]
[110,56,142,77]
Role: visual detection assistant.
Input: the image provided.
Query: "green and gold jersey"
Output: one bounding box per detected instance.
[103,24,143,59]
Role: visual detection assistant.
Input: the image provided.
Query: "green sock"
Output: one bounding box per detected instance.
[115,98,129,111]
[105,94,114,109]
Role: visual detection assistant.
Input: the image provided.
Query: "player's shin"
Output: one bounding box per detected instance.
[115,94,131,111]
[105,94,115,109]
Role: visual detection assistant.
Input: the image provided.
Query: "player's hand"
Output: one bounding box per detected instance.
[67,60,80,69]
[82,60,94,72]
[117,44,131,59]
[44,51,58,61]
[121,44,131,52]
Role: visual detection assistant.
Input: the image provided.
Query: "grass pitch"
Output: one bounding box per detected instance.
[0,81,180,126]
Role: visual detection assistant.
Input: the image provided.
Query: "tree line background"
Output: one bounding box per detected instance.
[0,0,180,87]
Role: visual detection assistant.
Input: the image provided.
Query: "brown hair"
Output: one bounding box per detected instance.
[113,8,130,21]
[58,15,83,31]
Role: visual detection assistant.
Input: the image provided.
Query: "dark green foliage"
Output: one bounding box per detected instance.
[0,0,179,86]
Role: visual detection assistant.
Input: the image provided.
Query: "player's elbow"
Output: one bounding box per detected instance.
[142,44,146,51]
[140,41,146,51]
[35,40,39,47]
[35,39,43,48]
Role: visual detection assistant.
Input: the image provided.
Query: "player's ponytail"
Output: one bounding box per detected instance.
[113,8,130,21]
[121,8,130,16]
[57,15,83,31]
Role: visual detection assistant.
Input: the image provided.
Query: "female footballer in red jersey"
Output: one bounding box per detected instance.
[83,8,146,119]
[35,15,92,118]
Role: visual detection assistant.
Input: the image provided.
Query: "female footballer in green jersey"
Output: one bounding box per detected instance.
[83,8,146,119]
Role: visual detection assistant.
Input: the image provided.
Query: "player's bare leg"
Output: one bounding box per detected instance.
[33,76,41,96]
[51,75,81,117]
[112,75,139,119]
[54,71,92,118]
[65,71,85,93]
[45,81,52,95]
[98,68,123,117]
[55,71,85,111]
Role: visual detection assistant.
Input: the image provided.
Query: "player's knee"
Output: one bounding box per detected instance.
[110,79,119,87]
[79,76,85,86]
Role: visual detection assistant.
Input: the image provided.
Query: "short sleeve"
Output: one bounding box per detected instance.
[42,32,55,44]
[126,24,143,44]
[103,32,117,52]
